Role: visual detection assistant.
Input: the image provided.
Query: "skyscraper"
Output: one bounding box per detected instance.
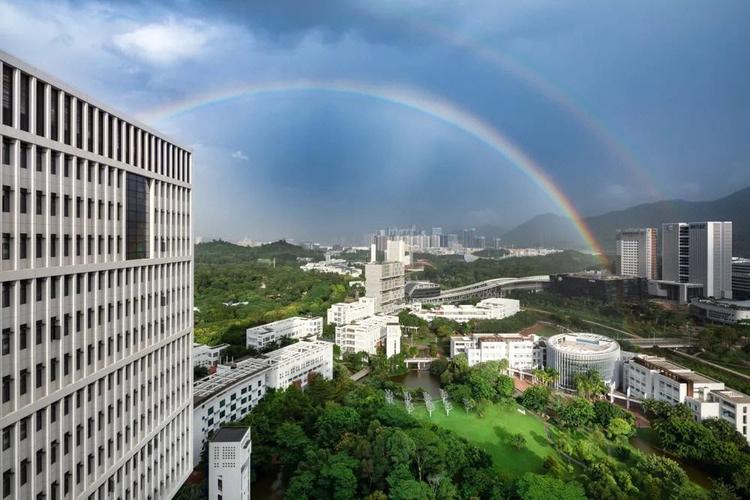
[662,221,732,298]
[1,52,193,498]
[616,228,657,279]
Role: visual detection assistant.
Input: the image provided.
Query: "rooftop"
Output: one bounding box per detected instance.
[193,358,270,406]
[263,340,332,365]
[713,390,750,404]
[633,356,720,385]
[210,427,250,443]
[548,333,620,355]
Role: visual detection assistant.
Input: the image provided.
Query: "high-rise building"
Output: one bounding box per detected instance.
[662,222,689,283]
[733,258,750,300]
[462,228,476,249]
[687,222,732,299]
[616,228,657,279]
[662,222,732,298]
[365,261,405,314]
[0,51,193,498]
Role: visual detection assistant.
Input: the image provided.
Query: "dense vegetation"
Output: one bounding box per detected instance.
[194,241,352,357]
[416,250,601,289]
[644,399,750,498]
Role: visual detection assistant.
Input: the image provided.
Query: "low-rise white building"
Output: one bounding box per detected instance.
[209,427,252,500]
[301,258,362,277]
[689,299,750,325]
[623,355,725,405]
[193,358,270,466]
[450,333,538,369]
[327,297,376,325]
[246,316,323,349]
[193,340,334,465]
[335,315,402,357]
[194,342,230,368]
[411,298,520,323]
[264,340,334,390]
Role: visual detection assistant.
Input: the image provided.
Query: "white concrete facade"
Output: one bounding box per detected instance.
[245,316,323,350]
[263,340,333,390]
[326,297,375,325]
[689,299,750,325]
[209,427,252,500]
[335,314,401,357]
[623,355,724,405]
[450,333,537,369]
[546,333,621,389]
[194,343,229,368]
[192,358,268,467]
[410,298,520,323]
[616,228,657,279]
[0,51,193,499]
[365,261,405,314]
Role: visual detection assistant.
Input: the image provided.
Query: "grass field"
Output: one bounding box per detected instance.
[413,402,555,476]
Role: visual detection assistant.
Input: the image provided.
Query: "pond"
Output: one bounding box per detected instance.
[390,370,442,397]
[629,431,713,489]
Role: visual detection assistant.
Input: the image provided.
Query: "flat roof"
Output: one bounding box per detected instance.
[548,333,620,354]
[633,356,720,384]
[193,358,271,406]
[211,427,250,443]
[714,390,750,404]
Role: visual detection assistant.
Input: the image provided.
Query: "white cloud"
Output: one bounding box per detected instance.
[232,150,249,161]
[113,19,217,64]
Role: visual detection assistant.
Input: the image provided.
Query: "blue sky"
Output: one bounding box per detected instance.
[1,0,748,243]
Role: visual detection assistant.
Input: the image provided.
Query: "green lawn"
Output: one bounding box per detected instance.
[413,403,555,476]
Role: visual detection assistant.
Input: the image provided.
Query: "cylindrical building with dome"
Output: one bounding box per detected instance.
[546,333,621,389]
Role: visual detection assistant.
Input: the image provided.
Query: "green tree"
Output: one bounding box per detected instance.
[509,432,527,450]
[515,473,586,500]
[315,405,361,447]
[557,397,595,430]
[573,369,608,400]
[606,417,634,442]
[520,385,551,413]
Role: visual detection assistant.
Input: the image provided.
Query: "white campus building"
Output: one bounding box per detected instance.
[300,257,361,278]
[246,315,323,350]
[450,333,540,370]
[623,355,750,443]
[410,298,520,323]
[0,51,193,498]
[688,298,750,325]
[327,297,375,325]
[194,343,229,368]
[209,427,252,500]
[365,261,405,314]
[335,314,401,357]
[192,340,333,465]
[546,333,622,389]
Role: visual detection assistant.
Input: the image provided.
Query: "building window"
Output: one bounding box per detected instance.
[1,186,9,212]
[36,80,45,136]
[126,173,149,260]
[2,65,12,127]
[1,233,10,260]
[19,73,29,131]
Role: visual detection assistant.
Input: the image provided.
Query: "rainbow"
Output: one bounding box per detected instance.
[356,9,663,201]
[140,80,608,261]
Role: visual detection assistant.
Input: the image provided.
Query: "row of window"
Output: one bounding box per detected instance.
[2,63,190,183]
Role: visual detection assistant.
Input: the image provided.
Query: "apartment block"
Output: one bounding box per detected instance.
[732,257,750,300]
[245,316,322,350]
[0,51,193,499]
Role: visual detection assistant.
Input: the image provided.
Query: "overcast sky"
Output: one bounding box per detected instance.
[2,0,749,243]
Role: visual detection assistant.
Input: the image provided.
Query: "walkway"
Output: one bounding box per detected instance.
[350,367,371,381]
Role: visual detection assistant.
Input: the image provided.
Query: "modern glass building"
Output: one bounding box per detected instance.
[546,333,621,389]
[1,50,193,499]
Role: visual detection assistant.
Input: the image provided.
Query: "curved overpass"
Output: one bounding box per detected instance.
[421,275,550,304]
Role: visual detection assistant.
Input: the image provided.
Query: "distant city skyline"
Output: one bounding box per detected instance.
[2,0,748,244]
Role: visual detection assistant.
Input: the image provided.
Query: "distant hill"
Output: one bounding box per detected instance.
[196,240,324,265]
[501,186,750,257]
[501,213,587,249]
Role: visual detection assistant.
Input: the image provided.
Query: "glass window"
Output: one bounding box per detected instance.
[2,65,12,127]
[125,173,149,260]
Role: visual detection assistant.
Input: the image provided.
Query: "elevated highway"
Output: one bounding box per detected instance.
[421,275,550,305]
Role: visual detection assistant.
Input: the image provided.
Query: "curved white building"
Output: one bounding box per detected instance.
[546,333,621,389]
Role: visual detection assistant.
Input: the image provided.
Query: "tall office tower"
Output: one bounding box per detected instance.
[687,222,732,299]
[462,228,476,249]
[733,258,750,300]
[431,227,442,236]
[0,52,193,499]
[616,228,657,279]
[662,222,689,283]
